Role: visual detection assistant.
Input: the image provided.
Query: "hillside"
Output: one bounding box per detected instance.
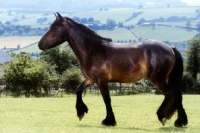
[1,5,200,55]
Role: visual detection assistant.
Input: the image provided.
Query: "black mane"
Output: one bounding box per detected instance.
[64,17,112,42]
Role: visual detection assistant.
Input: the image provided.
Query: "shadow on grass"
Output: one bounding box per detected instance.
[77,123,188,132]
[158,126,188,132]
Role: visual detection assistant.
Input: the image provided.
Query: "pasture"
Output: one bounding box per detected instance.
[0,95,199,133]
[97,27,138,41]
[0,36,41,48]
[134,26,199,42]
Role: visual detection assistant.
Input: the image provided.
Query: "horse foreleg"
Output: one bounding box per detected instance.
[76,78,94,121]
[98,80,116,126]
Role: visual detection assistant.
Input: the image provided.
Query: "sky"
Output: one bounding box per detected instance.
[181,0,200,6]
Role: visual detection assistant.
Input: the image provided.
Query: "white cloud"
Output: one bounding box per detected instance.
[181,0,200,6]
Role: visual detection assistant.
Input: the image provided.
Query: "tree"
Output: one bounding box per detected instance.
[186,20,191,28]
[118,22,123,27]
[40,46,79,75]
[2,53,58,97]
[80,18,87,23]
[40,46,82,93]
[88,17,94,23]
[185,37,200,87]
[137,18,145,25]
[196,22,200,30]
[61,67,83,93]
[106,19,116,29]
[72,16,80,22]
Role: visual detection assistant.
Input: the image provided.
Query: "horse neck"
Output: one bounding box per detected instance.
[67,29,93,64]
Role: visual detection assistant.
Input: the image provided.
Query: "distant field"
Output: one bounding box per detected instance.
[134,26,198,42]
[127,7,198,23]
[69,7,199,24]
[0,36,41,48]
[0,7,199,53]
[0,95,199,133]
[10,42,41,54]
[1,7,199,27]
[97,27,138,41]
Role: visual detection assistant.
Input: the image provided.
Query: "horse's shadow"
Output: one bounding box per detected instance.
[158,126,187,132]
[77,124,188,132]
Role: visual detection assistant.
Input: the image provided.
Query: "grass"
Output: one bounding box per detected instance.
[0,94,199,133]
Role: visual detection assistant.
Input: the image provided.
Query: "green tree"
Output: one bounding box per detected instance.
[137,18,145,25]
[185,37,200,87]
[197,22,200,30]
[61,67,83,93]
[106,19,116,29]
[2,54,58,97]
[186,20,191,28]
[40,46,79,75]
[40,46,82,93]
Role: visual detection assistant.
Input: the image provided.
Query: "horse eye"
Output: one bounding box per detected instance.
[53,26,59,30]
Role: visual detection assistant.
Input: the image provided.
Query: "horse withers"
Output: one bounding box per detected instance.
[38,12,188,127]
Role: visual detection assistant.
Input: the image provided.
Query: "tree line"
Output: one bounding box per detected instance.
[0,21,48,36]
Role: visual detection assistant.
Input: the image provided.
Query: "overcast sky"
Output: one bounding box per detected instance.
[181,0,200,6]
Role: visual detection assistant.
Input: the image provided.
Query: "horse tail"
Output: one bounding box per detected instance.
[168,47,183,90]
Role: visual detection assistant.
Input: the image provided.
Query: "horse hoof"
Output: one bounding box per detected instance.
[101,119,116,126]
[76,102,88,121]
[174,118,188,127]
[78,114,84,121]
[161,118,167,126]
[101,115,117,126]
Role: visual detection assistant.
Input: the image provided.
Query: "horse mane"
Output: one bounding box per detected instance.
[64,17,112,42]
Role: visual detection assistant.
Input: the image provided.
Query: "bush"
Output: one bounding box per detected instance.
[61,68,83,93]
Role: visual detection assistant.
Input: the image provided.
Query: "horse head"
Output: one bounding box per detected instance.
[38,12,69,50]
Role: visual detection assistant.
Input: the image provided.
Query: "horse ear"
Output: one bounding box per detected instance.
[56,12,64,21]
[54,13,58,20]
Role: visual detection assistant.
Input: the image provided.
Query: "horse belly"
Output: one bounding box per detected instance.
[108,63,148,83]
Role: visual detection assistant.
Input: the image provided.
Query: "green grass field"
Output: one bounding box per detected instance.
[0,94,199,133]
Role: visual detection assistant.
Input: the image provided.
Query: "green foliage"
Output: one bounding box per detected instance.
[185,37,200,87]
[40,46,79,75]
[61,67,83,93]
[2,53,58,97]
[40,46,83,93]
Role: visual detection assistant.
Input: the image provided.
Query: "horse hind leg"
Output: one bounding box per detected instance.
[156,83,188,127]
[156,87,177,126]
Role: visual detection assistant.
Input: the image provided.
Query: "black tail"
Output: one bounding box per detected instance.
[168,48,183,90]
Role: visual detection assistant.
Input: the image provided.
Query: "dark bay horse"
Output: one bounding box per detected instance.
[38,12,188,127]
